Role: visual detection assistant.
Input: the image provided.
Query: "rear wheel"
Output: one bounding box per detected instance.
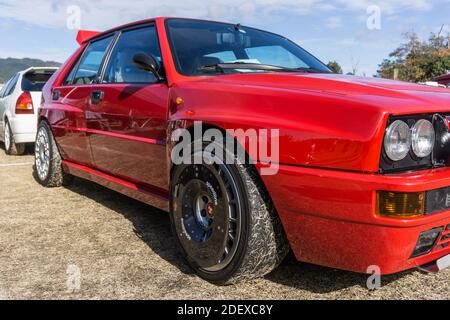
[34,121,72,187]
[170,141,289,284]
[4,120,25,155]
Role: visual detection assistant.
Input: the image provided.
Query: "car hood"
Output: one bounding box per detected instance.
[174,73,450,172]
[197,73,450,114]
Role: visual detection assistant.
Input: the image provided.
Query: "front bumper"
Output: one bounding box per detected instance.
[259,164,450,275]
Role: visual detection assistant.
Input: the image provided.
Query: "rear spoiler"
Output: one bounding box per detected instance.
[76,30,101,45]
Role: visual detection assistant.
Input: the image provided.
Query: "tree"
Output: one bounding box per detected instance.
[377,32,450,82]
[326,60,343,74]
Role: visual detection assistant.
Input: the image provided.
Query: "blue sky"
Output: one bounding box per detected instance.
[0,0,449,76]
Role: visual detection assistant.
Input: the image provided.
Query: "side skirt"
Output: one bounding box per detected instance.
[62,160,170,212]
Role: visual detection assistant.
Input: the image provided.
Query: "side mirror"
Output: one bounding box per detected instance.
[133,53,164,81]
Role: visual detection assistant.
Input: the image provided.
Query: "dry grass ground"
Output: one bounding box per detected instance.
[0,144,448,300]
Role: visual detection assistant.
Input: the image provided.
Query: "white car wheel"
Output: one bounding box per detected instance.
[4,122,11,152]
[3,121,25,155]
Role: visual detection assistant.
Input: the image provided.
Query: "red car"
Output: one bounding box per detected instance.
[36,17,450,284]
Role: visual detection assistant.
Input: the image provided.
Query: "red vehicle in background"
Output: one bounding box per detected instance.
[435,73,450,87]
[36,17,450,284]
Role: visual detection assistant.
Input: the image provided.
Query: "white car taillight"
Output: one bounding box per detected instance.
[15,92,34,114]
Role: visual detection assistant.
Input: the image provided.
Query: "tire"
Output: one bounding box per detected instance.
[4,120,26,155]
[170,141,289,284]
[34,121,73,187]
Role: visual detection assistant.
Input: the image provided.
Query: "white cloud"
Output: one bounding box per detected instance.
[336,0,434,13]
[0,0,441,31]
[0,0,446,76]
[325,17,343,29]
[0,0,322,30]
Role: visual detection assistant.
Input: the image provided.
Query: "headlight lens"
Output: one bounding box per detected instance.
[384,120,411,161]
[411,119,435,158]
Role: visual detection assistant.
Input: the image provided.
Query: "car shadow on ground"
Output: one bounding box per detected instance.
[61,176,414,293]
[265,254,413,293]
[0,142,35,155]
[63,177,195,276]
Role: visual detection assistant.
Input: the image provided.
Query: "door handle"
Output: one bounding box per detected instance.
[90,90,104,105]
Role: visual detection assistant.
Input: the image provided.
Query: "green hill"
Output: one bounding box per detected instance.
[0,58,61,83]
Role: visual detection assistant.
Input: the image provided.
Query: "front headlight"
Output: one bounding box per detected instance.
[384,120,411,161]
[411,119,435,158]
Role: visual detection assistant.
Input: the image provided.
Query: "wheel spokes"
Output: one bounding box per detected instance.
[175,163,242,272]
[35,128,50,180]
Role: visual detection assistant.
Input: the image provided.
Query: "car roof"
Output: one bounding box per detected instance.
[18,67,59,75]
[81,17,167,44]
[81,16,241,44]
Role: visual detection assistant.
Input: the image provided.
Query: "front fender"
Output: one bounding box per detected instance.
[168,83,388,173]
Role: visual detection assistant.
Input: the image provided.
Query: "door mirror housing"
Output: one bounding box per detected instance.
[133,53,164,81]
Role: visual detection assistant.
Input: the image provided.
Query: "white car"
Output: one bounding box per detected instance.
[0,67,57,155]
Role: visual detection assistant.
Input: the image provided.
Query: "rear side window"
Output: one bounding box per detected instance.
[3,74,19,97]
[71,36,114,85]
[21,70,56,92]
[103,26,162,84]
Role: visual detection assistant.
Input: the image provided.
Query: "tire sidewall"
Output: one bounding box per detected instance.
[4,121,12,154]
[35,121,55,186]
[169,143,252,284]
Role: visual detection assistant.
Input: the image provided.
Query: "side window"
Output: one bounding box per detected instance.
[4,74,19,97]
[63,63,78,86]
[103,26,162,84]
[72,36,114,85]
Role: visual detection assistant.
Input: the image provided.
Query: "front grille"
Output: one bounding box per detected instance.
[411,224,450,258]
[434,224,450,252]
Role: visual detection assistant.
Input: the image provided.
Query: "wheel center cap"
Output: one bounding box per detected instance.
[206,202,215,218]
[194,194,214,230]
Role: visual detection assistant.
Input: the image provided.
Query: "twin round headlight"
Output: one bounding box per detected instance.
[384,119,435,161]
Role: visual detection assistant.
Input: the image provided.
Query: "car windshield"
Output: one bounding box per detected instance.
[165,19,331,76]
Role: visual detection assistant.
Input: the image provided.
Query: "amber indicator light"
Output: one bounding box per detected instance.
[175,97,184,105]
[377,191,425,218]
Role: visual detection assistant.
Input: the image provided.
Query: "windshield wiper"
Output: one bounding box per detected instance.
[198,62,330,74]
[198,62,298,73]
[294,67,332,74]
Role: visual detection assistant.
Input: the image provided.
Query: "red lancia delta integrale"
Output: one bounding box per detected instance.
[35,17,450,284]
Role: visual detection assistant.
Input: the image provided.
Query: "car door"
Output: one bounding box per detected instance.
[50,35,115,166]
[86,24,169,191]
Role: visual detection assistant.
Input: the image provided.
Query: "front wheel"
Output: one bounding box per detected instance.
[4,120,25,155]
[170,143,289,285]
[34,121,72,187]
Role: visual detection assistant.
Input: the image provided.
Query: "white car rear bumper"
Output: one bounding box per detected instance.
[9,115,37,143]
